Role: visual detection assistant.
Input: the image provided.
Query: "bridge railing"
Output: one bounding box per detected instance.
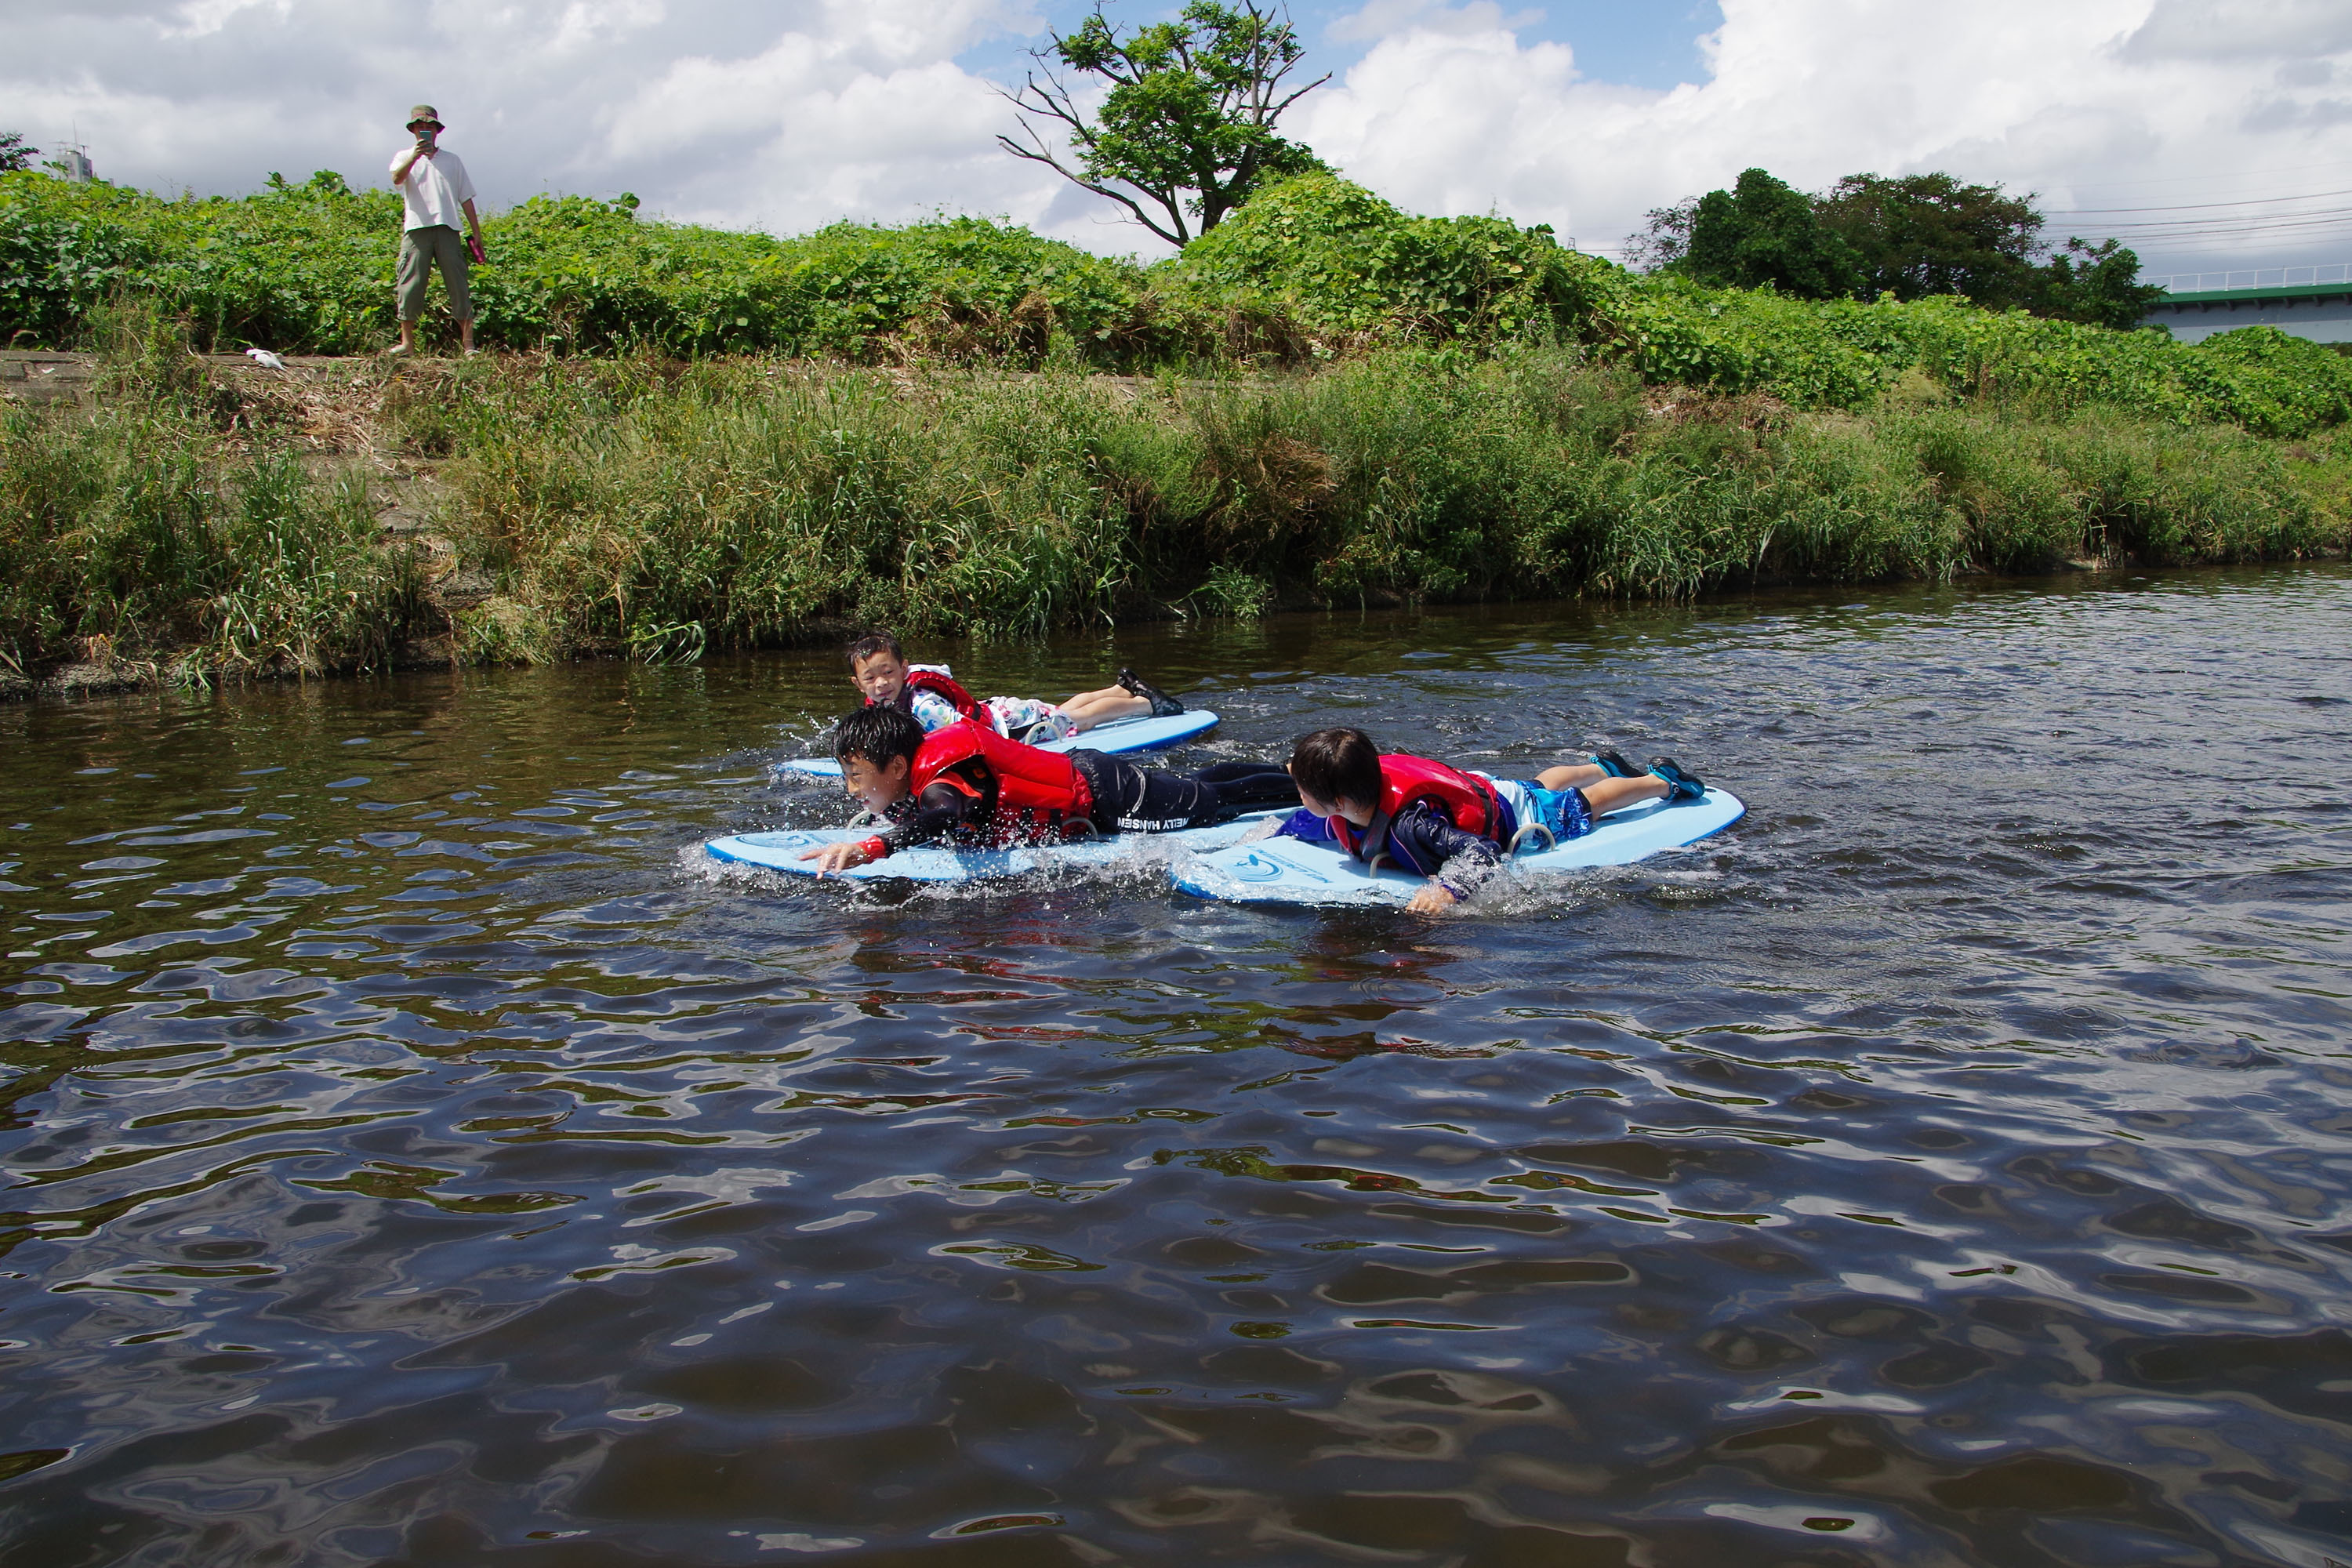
[2146,264,2352,294]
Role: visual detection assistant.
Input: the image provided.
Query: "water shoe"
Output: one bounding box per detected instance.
[1646,757,1707,802]
[1117,668,1187,718]
[1593,749,1639,778]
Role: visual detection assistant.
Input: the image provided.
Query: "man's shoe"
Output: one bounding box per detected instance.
[1592,749,1639,779]
[1116,667,1186,718]
[1646,757,1706,802]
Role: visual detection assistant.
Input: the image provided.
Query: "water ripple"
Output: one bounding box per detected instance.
[2,567,2350,1564]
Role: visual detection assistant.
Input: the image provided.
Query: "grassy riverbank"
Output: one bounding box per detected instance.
[4,307,2347,691]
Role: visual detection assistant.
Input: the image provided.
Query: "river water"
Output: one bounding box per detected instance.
[2,567,2349,1568]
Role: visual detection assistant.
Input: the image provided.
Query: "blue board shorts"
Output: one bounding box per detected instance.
[1480,775,1595,848]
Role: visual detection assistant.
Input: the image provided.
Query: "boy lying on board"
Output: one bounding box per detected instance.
[847,632,1185,744]
[1250,726,1709,914]
[797,706,1297,872]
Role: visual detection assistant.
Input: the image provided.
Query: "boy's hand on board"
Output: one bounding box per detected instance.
[798,840,876,875]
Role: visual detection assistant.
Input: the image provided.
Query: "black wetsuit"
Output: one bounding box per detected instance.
[1068,752,1298,833]
[878,753,1297,849]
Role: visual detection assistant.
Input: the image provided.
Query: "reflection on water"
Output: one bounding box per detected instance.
[2,567,2350,1566]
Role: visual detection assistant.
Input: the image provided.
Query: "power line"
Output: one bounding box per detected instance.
[2049,186,2352,216]
[2080,209,2352,234]
[2084,216,2352,240]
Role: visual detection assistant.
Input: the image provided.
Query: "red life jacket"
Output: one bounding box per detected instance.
[873,666,982,723]
[910,720,1095,844]
[1328,754,1508,862]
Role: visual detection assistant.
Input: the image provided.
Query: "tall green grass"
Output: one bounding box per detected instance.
[426,347,2345,661]
[2,309,2343,682]
[0,307,428,680]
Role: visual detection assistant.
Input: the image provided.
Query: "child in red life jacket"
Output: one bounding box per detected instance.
[797,706,1299,873]
[846,632,1185,743]
[1263,726,1709,914]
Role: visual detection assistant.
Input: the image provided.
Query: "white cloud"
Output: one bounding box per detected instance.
[1327,0,1541,45]
[2,0,1074,244]
[160,0,289,41]
[7,0,2352,270]
[2121,0,2352,62]
[1298,0,2352,271]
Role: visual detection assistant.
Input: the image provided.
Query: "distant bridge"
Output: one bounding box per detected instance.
[2139,264,2352,344]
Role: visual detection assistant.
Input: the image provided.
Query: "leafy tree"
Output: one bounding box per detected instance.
[1623,195,1697,271]
[998,1,1330,248]
[1631,166,2163,330]
[1683,168,1860,298]
[1815,172,2046,308]
[0,132,35,174]
[2041,237,2165,330]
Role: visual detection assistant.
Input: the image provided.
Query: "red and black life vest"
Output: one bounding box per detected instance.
[910,720,1095,844]
[875,666,982,722]
[1328,754,1507,862]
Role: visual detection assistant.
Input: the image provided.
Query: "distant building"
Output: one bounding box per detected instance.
[2140,274,2352,345]
[55,147,93,183]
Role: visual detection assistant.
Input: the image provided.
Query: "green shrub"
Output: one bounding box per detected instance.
[1152,172,1613,346]
[0,171,1156,362]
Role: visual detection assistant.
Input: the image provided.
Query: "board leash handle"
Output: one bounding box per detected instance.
[1508,822,1556,858]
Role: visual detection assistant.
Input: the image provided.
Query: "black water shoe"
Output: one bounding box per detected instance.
[1593,749,1639,779]
[1646,757,1707,803]
[1117,668,1187,718]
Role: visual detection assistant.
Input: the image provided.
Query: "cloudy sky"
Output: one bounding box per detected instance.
[7,0,2351,282]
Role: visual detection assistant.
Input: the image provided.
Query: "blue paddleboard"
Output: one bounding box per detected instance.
[1172,789,1747,908]
[705,813,1278,884]
[775,710,1221,780]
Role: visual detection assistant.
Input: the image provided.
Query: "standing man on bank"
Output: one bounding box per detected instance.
[387,104,485,355]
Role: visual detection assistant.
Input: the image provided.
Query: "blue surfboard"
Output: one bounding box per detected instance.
[706,813,1276,884]
[775,709,1221,780]
[1171,789,1747,908]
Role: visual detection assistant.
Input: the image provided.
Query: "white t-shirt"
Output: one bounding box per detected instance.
[390,145,476,232]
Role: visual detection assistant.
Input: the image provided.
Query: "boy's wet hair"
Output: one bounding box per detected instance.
[845,632,904,667]
[833,704,924,770]
[1287,727,1382,808]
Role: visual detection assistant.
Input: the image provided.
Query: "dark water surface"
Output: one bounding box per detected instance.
[4,568,2350,1568]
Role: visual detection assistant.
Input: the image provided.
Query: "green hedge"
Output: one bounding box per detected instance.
[1605,278,2352,437]
[0,169,1153,361]
[5,167,2351,439]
